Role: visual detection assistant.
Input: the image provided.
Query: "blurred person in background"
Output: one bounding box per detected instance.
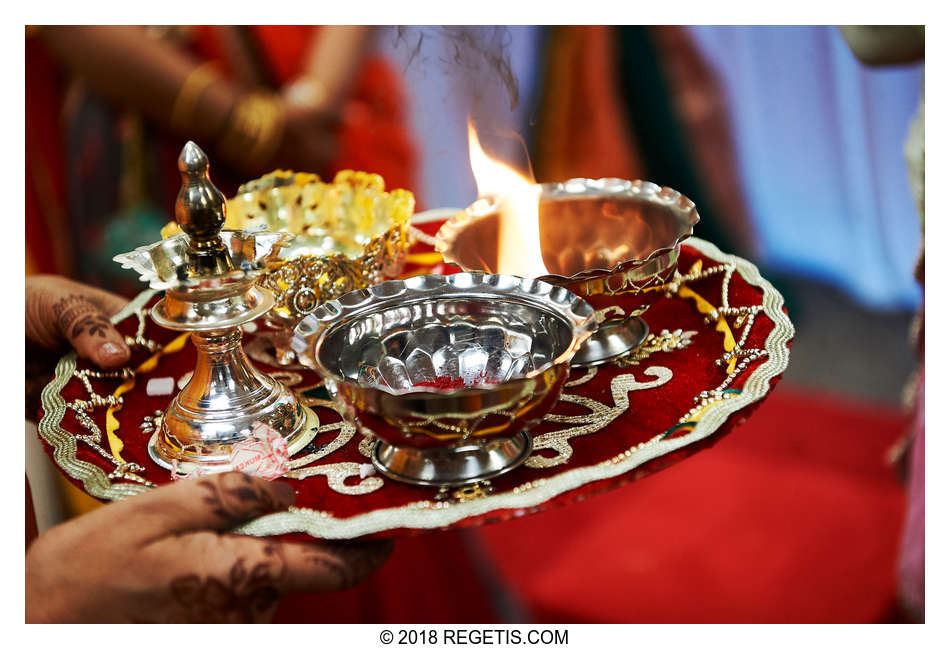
[26,25,418,294]
[532,26,758,260]
[445,26,925,622]
[839,25,925,621]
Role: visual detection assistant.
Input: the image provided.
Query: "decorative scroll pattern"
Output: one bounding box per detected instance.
[283,396,376,495]
[615,329,697,367]
[528,367,674,468]
[286,463,384,495]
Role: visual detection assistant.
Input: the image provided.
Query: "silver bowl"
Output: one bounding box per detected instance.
[292,272,597,486]
[436,178,700,366]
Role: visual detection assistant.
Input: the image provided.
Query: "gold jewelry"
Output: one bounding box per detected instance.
[217,93,285,167]
[170,62,220,133]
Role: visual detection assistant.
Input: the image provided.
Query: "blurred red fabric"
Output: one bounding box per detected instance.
[473,385,909,623]
[272,385,908,623]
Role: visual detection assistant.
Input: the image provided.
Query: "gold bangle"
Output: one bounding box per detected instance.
[217,93,285,167]
[170,62,220,133]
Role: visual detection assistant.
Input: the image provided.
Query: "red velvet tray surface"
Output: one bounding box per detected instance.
[38,233,792,540]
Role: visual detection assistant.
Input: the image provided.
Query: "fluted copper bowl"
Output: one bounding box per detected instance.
[291,272,597,486]
[436,178,700,366]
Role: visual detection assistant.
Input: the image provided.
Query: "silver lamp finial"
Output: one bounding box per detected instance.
[175,141,227,252]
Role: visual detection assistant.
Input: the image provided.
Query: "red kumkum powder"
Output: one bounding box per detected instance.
[413,374,498,390]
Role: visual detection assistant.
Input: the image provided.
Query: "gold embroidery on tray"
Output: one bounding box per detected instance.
[286,397,357,469]
[615,329,696,367]
[267,370,304,387]
[358,433,377,459]
[287,462,384,495]
[666,260,765,374]
[282,395,384,495]
[39,290,160,498]
[527,367,674,468]
[65,365,158,487]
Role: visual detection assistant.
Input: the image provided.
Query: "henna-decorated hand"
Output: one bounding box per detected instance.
[25,275,134,419]
[26,275,131,369]
[25,472,393,622]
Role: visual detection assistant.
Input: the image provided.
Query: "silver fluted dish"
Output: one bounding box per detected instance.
[292,272,598,486]
[114,230,291,292]
[436,178,700,366]
[114,229,292,331]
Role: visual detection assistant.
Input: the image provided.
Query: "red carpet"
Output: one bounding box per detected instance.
[275,384,911,623]
[275,526,501,623]
[474,384,911,622]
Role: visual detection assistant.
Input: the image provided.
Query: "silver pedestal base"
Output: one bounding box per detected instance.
[147,324,321,475]
[571,315,649,367]
[149,402,319,475]
[371,431,533,487]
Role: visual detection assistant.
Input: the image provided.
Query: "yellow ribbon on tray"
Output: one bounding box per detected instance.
[405,252,445,267]
[676,260,738,375]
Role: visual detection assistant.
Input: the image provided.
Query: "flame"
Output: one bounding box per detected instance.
[467,119,547,278]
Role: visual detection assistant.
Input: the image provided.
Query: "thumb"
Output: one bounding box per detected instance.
[26,275,131,368]
[279,538,395,593]
[119,472,297,541]
[58,296,130,369]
